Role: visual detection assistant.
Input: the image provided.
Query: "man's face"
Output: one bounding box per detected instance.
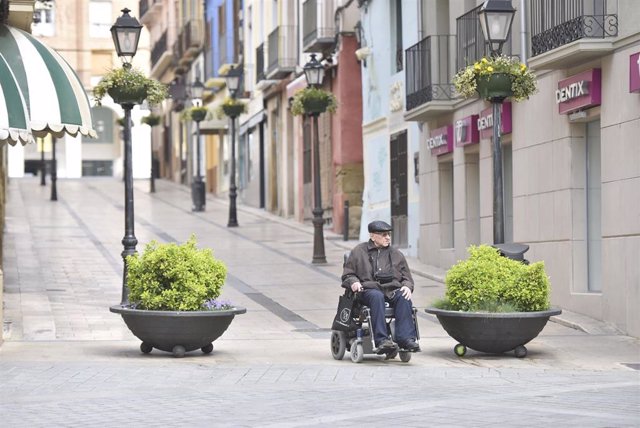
[370,231,391,248]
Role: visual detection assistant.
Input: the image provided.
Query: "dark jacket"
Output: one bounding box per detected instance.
[341,240,414,298]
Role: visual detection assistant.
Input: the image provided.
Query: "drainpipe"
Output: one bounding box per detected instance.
[520,0,528,65]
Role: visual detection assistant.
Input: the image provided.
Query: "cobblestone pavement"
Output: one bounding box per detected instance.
[1,178,639,427]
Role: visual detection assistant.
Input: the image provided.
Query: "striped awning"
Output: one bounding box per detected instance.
[0,53,31,145]
[0,24,97,146]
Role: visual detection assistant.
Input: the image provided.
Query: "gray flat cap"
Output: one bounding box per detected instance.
[368,220,392,233]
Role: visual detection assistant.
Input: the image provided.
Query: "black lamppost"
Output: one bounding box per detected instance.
[50,137,57,200]
[478,0,515,245]
[224,65,242,227]
[190,77,206,212]
[40,138,46,186]
[111,8,142,305]
[304,54,327,264]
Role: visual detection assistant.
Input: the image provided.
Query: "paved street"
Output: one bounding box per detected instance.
[1,177,639,427]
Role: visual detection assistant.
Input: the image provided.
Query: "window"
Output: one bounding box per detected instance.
[585,121,602,292]
[32,0,56,37]
[392,0,403,72]
[439,161,454,248]
[89,0,112,38]
[303,116,312,184]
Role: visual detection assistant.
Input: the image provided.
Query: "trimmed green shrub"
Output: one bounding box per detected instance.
[439,245,550,312]
[127,235,227,311]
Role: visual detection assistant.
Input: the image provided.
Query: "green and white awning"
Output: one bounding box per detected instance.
[0,24,97,146]
[0,53,31,145]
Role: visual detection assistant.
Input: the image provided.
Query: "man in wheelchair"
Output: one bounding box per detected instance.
[341,220,420,354]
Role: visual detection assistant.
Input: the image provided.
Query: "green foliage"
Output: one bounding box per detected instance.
[141,114,162,127]
[126,235,228,311]
[215,97,247,118]
[93,67,168,106]
[180,106,210,122]
[290,87,338,116]
[442,245,550,312]
[452,55,537,102]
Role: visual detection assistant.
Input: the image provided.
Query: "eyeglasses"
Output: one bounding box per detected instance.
[374,232,391,237]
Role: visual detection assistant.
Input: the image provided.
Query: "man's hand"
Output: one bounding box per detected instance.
[351,282,363,293]
[400,285,412,300]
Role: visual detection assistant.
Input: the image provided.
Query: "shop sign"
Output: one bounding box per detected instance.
[478,102,512,139]
[455,115,479,147]
[630,52,640,93]
[556,68,601,114]
[427,125,453,156]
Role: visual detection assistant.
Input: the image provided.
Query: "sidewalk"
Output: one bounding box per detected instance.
[0,177,638,427]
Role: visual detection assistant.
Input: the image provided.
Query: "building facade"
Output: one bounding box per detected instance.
[408,0,639,336]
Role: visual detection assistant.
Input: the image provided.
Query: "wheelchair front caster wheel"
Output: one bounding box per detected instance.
[399,351,411,362]
[172,345,186,358]
[201,343,213,354]
[454,343,467,357]
[330,331,346,360]
[350,342,364,363]
[140,342,153,354]
[385,348,398,360]
[514,345,527,358]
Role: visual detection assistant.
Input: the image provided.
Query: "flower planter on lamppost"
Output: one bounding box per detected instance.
[190,78,206,212]
[223,66,243,228]
[290,55,338,264]
[97,8,166,305]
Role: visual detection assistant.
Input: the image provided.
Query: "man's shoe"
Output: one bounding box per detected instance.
[401,340,420,352]
[376,339,397,354]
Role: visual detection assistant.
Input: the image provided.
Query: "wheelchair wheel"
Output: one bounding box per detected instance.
[454,343,467,357]
[350,342,364,363]
[330,331,346,360]
[399,351,411,362]
[385,348,398,360]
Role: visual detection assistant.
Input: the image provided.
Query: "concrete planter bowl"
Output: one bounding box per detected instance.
[425,307,561,358]
[110,305,246,357]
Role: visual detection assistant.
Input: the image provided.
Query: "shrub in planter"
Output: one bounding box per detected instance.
[436,245,550,312]
[127,235,227,311]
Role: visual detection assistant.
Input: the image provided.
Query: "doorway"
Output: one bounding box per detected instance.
[390,131,408,248]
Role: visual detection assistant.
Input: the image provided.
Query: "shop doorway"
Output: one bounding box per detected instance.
[390,131,408,248]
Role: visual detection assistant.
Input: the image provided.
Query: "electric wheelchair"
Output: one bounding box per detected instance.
[330,252,421,363]
[330,296,420,363]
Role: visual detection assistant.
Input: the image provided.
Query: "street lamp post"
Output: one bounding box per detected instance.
[111,8,143,305]
[224,65,242,227]
[40,139,46,186]
[190,77,206,212]
[478,0,516,245]
[304,54,327,264]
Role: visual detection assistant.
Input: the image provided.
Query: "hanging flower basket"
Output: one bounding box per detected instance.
[93,67,168,106]
[141,114,162,127]
[290,87,338,116]
[475,73,514,101]
[190,107,209,122]
[217,98,247,118]
[452,55,537,102]
[107,85,148,105]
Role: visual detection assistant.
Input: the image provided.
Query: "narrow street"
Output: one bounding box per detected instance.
[0,177,638,427]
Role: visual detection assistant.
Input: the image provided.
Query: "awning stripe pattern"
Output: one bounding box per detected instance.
[0,53,31,145]
[0,24,96,145]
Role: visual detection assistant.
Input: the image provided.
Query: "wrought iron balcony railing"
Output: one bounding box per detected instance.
[151,30,168,68]
[139,0,161,22]
[267,25,297,79]
[456,5,512,70]
[302,0,335,53]
[256,43,266,84]
[530,0,618,57]
[405,35,456,111]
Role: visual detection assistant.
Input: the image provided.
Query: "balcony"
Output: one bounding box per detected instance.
[302,0,336,53]
[256,43,266,84]
[150,30,173,79]
[404,35,458,122]
[529,0,617,70]
[456,5,512,70]
[139,0,162,26]
[267,26,297,80]
[174,19,204,67]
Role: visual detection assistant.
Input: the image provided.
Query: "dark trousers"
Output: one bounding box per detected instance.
[360,288,416,346]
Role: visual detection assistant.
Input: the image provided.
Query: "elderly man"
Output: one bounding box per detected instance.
[341,220,419,353]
